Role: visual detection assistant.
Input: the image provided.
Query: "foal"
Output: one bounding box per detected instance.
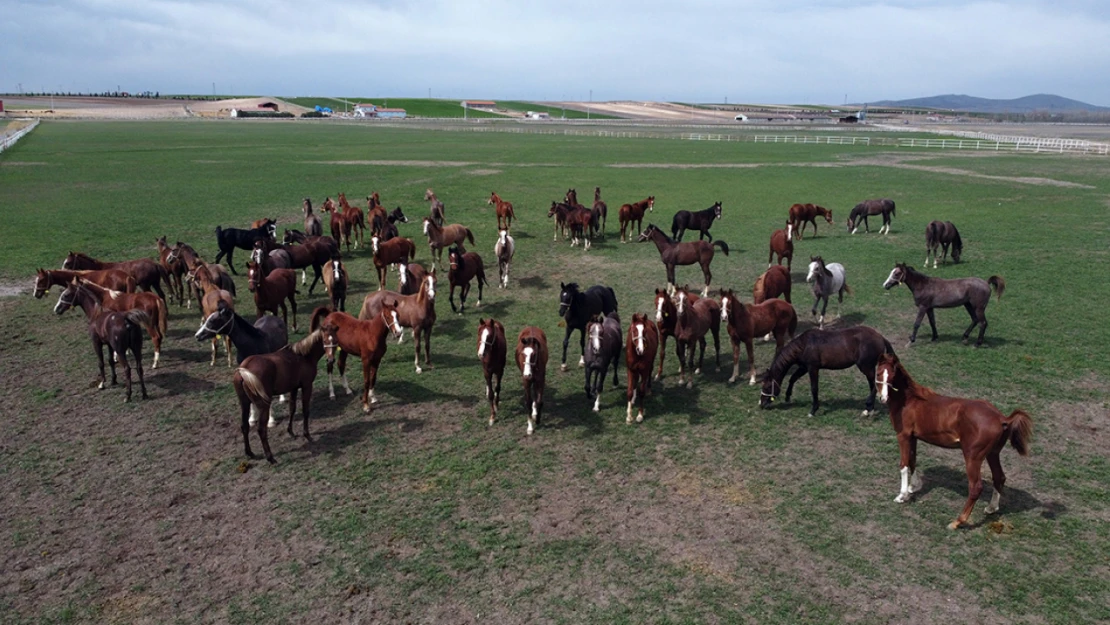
[788,203,833,239]
[754,265,792,305]
[652,287,694,381]
[924,221,963,268]
[584,312,623,412]
[488,192,516,232]
[638,224,729,296]
[371,236,416,291]
[618,195,654,243]
[477,318,507,426]
[768,221,794,270]
[883,263,1003,347]
[312,303,404,413]
[322,256,348,312]
[423,218,475,269]
[55,278,168,369]
[494,230,515,289]
[68,304,150,402]
[246,259,298,331]
[214,221,274,274]
[806,256,850,329]
[188,262,235,366]
[671,201,722,242]
[847,198,896,235]
[302,197,323,237]
[359,271,437,374]
[672,286,722,388]
[591,187,608,236]
[516,326,549,435]
[156,235,187,306]
[424,188,446,227]
[719,288,797,385]
[625,314,660,424]
[448,247,487,314]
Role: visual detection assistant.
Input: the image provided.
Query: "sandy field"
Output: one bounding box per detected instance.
[1,96,309,119]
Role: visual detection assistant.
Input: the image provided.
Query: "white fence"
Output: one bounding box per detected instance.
[0,120,40,153]
[875,123,1110,155]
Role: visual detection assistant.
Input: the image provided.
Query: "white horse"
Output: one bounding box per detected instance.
[806,256,850,329]
[494,230,515,289]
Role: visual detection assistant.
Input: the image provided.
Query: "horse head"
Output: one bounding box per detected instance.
[246,260,261,292]
[806,256,827,282]
[381,300,404,340]
[391,206,408,223]
[33,268,51,298]
[637,224,658,242]
[477,318,496,358]
[821,207,833,224]
[196,299,234,341]
[883,263,908,290]
[303,198,312,213]
[874,352,900,404]
[53,278,80,314]
[759,376,779,409]
[558,282,578,318]
[654,288,671,323]
[647,196,655,212]
[718,288,734,322]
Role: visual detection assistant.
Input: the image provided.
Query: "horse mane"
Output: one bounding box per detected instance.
[753,273,767,300]
[765,332,810,382]
[309,306,333,331]
[891,356,936,402]
[291,330,323,356]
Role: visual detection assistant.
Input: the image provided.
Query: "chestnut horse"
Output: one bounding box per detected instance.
[652,287,697,381]
[754,265,792,305]
[156,236,187,306]
[55,278,168,370]
[72,306,150,402]
[322,256,348,312]
[359,270,437,374]
[312,303,403,413]
[398,261,429,296]
[477,318,507,426]
[448,247,487,314]
[925,221,963,268]
[302,198,323,237]
[625,313,660,424]
[515,326,549,435]
[882,263,1003,347]
[488,192,516,232]
[847,198,896,235]
[34,268,134,299]
[187,262,235,366]
[768,222,794,270]
[423,217,475,269]
[719,288,796,385]
[337,192,367,248]
[246,259,298,331]
[788,203,833,239]
[167,241,236,304]
[638,224,729,296]
[62,252,168,301]
[592,187,608,236]
[618,195,654,243]
[875,352,1032,529]
[371,236,416,291]
[548,201,570,241]
[322,197,358,253]
[672,286,721,388]
[495,230,515,289]
[424,188,446,227]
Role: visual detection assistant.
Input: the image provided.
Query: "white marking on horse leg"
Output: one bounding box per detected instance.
[578,355,585,367]
[851,226,858,234]
[301,269,307,285]
[636,410,643,423]
[762,332,772,342]
[153,351,161,369]
[861,410,870,417]
[985,490,1001,514]
[895,466,911,502]
[924,257,930,267]
[249,404,259,426]
[328,372,336,399]
[933,260,938,269]
[749,374,757,386]
[818,314,825,329]
[267,407,278,428]
[343,374,352,395]
[370,389,377,404]
[278,393,286,403]
[98,381,106,390]
[593,394,601,413]
[626,393,635,424]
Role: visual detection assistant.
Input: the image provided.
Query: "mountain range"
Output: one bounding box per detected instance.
[871,94,1110,113]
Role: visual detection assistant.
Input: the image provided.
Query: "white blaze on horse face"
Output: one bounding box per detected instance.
[479,327,489,357]
[426,275,436,299]
[655,296,664,323]
[371,237,380,253]
[391,311,402,337]
[787,223,793,242]
[721,297,730,322]
[522,347,534,378]
[423,220,430,235]
[635,323,645,355]
[806,262,819,283]
[498,230,507,246]
[882,268,901,289]
[879,368,890,403]
[676,292,686,315]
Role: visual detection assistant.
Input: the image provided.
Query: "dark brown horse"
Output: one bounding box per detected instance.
[448,247,487,314]
[302,198,323,237]
[398,261,429,296]
[672,286,721,388]
[883,263,1003,347]
[252,236,326,294]
[591,187,608,236]
[312,303,403,413]
[847,198,896,235]
[875,352,1032,529]
[515,326,549,435]
[167,241,236,304]
[625,313,660,424]
[246,259,298,331]
[754,265,792,305]
[488,192,516,232]
[372,236,417,291]
[768,221,794,270]
[619,196,654,243]
[719,288,796,385]
[156,236,187,306]
[788,203,833,239]
[359,270,437,374]
[35,268,135,299]
[424,188,445,227]
[925,221,963,268]
[62,252,168,301]
[322,257,348,312]
[423,217,475,269]
[638,224,729,296]
[78,307,150,402]
[652,287,697,381]
[55,278,168,370]
[477,318,508,426]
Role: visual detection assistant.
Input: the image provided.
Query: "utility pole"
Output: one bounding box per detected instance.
[588,89,592,120]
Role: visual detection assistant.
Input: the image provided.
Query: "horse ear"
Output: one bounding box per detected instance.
[478,318,485,325]
[560,282,566,289]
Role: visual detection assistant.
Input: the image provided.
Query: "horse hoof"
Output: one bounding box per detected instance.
[749,377,757,386]
[362,404,370,413]
[728,376,737,384]
[636,414,643,423]
[861,410,870,417]
[807,412,815,418]
[268,418,278,428]
[694,368,701,375]
[415,366,423,374]
[561,364,568,372]
[685,382,693,389]
[947,521,960,531]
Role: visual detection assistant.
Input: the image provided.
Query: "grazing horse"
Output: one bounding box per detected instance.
[925,221,963,268]
[477,318,507,426]
[768,222,794,270]
[652,287,697,381]
[371,236,417,291]
[671,201,722,242]
[195,298,287,366]
[515,326,549,435]
[62,252,168,301]
[233,327,331,464]
[672,286,722,388]
[591,187,608,236]
[425,188,446,227]
[447,247,487,314]
[302,198,323,237]
[360,270,437,374]
[156,236,187,306]
[398,261,429,296]
[558,282,619,371]
[187,262,235,366]
[337,192,367,248]
[494,230,515,289]
[55,278,168,370]
[806,256,850,329]
[788,203,833,239]
[214,221,274,274]
[312,303,403,413]
[754,265,792,305]
[423,217,475,269]
[847,198,896,235]
[72,306,150,402]
[488,192,516,232]
[719,288,797,385]
[875,352,1032,529]
[322,198,358,253]
[638,223,729,296]
[625,313,660,424]
[584,312,623,412]
[883,263,1004,347]
[322,256,348,312]
[619,196,654,243]
[246,259,298,331]
[759,326,893,418]
[34,268,135,299]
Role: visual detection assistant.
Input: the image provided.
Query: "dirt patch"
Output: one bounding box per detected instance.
[466,169,502,176]
[0,162,49,167]
[0,283,27,297]
[1042,400,1110,458]
[316,160,480,167]
[841,153,1095,188]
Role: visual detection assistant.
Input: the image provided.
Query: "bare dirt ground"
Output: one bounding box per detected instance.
[2,96,309,119]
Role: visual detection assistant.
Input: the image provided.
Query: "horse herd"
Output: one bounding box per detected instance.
[29,188,1029,530]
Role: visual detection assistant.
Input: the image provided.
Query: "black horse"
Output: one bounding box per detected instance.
[759,326,893,418]
[671,201,722,242]
[558,282,618,371]
[584,312,623,412]
[924,221,963,268]
[195,299,289,364]
[371,206,409,242]
[214,220,275,274]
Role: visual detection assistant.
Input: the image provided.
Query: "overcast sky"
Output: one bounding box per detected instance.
[4,0,1108,105]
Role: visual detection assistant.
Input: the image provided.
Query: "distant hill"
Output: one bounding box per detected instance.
[872,94,1110,113]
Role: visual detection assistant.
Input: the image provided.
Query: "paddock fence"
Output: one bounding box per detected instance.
[0,120,40,154]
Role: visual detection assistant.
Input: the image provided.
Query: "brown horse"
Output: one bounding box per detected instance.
[592,187,608,236]
[189,262,235,366]
[55,278,168,370]
[652,287,697,381]
[360,270,437,374]
[548,201,570,241]
[322,197,358,252]
[302,198,323,237]
[233,327,332,464]
[883,263,1003,347]
[550,201,593,249]
[423,217,475,268]
[424,188,446,227]
[788,203,833,239]
[754,265,792,305]
[169,242,236,306]
[875,352,1032,529]
[638,224,729,296]
[768,221,794,270]
[625,313,660,424]
[35,268,135,299]
[488,192,516,232]
[477,318,507,426]
[62,252,168,301]
[719,288,797,385]
[322,256,348,312]
[246,259,298,331]
[847,198,896,235]
[619,195,654,243]
[448,247,487,314]
[365,191,386,229]
[74,306,150,402]
[398,261,429,296]
[372,236,417,291]
[515,326,549,435]
[672,286,721,388]
[156,236,187,306]
[312,303,403,413]
[925,221,963,268]
[337,192,367,248]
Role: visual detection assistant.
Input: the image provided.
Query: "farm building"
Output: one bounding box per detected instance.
[375,108,406,119]
[461,100,496,111]
[525,111,550,120]
[354,103,377,117]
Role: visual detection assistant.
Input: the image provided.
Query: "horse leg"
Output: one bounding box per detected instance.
[701,263,712,297]
[225,335,233,367]
[675,339,687,385]
[784,365,807,403]
[962,303,985,346]
[238,393,257,460]
[818,295,831,330]
[117,348,132,402]
[655,335,667,381]
[459,283,469,313]
[806,369,820,417]
[744,338,757,385]
[413,328,424,374]
[132,339,148,400]
[360,358,378,413]
[894,433,915,502]
[308,264,322,294]
[951,452,985,530]
[925,308,939,342]
[255,399,276,464]
[561,327,573,372]
[626,370,637,423]
[910,307,928,344]
[859,365,876,416]
[984,449,1006,514]
[286,389,298,437]
[210,336,219,367]
[693,336,706,378]
[476,276,483,308]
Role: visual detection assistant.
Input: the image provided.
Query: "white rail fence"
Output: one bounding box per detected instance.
[874,123,1110,155]
[0,120,40,153]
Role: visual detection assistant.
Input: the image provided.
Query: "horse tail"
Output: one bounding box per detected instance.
[889,200,896,217]
[607,287,618,312]
[1004,410,1033,456]
[989,276,1005,300]
[237,368,271,404]
[841,281,853,295]
[466,228,476,246]
[883,338,894,355]
[713,240,729,255]
[408,243,416,260]
[926,221,938,247]
[124,309,151,329]
[671,213,682,238]
[309,306,332,332]
[155,296,168,336]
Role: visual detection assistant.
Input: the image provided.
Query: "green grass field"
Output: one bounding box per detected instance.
[284,97,505,118]
[1,121,1107,624]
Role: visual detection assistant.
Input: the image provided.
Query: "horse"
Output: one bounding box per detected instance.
[322,256,348,312]
[214,221,274,274]
[759,326,893,418]
[584,312,623,412]
[882,263,1004,347]
[788,203,833,239]
[672,286,722,388]
[563,202,595,250]
[156,236,187,306]
[925,221,963,268]
[233,327,331,464]
[768,221,794,270]
[424,188,446,227]
[195,298,287,367]
[183,262,235,365]
[652,287,697,381]
[671,201,722,242]
[302,198,323,237]
[548,201,570,241]
[71,306,150,403]
[638,224,729,296]
[337,192,367,248]
[618,196,654,243]
[495,230,515,289]
[370,206,409,241]
[372,236,417,291]
[34,268,135,299]
[398,261,429,296]
[847,198,896,235]
[488,192,516,232]
[874,352,1032,530]
[719,288,797,385]
[515,326,549,435]
[447,247,487,314]
[365,191,385,228]
[806,256,851,330]
[754,265,792,305]
[62,252,168,301]
[625,313,660,424]
[267,230,334,292]
[167,241,236,303]
[591,187,608,236]
[558,282,619,371]
[250,217,276,231]
[360,270,437,374]
[311,303,403,413]
[322,198,358,253]
[477,318,508,426]
[246,259,298,331]
[423,217,475,269]
[55,278,168,370]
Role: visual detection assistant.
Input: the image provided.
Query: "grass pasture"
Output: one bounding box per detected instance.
[1,121,1108,624]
